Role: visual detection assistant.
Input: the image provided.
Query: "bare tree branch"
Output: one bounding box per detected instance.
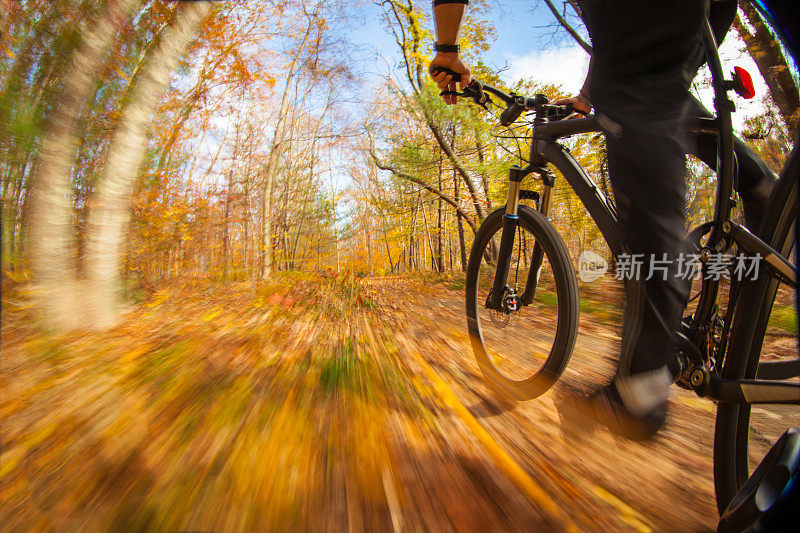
[543,0,591,54]
[369,148,479,234]
[566,0,582,20]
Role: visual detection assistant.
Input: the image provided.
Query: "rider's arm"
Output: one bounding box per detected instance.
[434,0,465,46]
[578,57,593,111]
[553,58,593,115]
[430,1,472,104]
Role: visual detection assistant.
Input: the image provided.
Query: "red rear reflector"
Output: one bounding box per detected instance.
[733,66,756,99]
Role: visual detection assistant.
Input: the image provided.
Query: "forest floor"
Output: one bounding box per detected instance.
[2,273,797,532]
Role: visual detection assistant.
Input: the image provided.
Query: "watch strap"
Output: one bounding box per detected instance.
[434,43,460,53]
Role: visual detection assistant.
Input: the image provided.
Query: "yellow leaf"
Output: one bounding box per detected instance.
[202,308,222,322]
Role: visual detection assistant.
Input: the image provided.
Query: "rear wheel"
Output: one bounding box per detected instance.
[465,205,579,400]
[714,147,800,515]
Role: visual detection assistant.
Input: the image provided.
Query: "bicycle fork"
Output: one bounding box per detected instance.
[488,167,554,310]
[520,181,552,306]
[489,178,522,309]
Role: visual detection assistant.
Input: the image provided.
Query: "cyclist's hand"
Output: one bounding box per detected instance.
[553,95,592,117]
[429,52,471,105]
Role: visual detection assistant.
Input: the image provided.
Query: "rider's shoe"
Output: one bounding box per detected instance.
[557,381,668,441]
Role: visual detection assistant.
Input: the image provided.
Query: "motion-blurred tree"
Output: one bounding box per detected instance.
[85,1,212,328]
[26,0,143,330]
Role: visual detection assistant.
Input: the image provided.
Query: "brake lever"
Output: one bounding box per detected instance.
[439,83,490,109]
[463,82,491,108]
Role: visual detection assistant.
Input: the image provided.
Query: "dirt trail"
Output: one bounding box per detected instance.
[1,274,772,531]
[363,277,719,532]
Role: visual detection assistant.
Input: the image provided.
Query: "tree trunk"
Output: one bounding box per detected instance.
[736,3,800,134]
[420,203,436,271]
[436,149,444,273]
[84,0,210,328]
[366,221,373,275]
[260,112,284,278]
[408,190,419,270]
[447,206,453,272]
[28,0,140,331]
[261,8,319,278]
[475,130,493,210]
[455,170,467,271]
[223,172,232,278]
[383,225,395,273]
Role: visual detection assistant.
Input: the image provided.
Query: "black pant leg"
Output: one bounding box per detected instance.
[581,0,708,376]
[606,117,693,375]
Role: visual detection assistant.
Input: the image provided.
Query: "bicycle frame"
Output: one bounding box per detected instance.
[490,21,800,405]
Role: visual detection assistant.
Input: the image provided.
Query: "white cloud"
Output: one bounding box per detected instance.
[503,45,590,94]
[505,36,770,134]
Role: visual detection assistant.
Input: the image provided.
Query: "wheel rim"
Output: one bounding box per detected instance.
[466,207,577,397]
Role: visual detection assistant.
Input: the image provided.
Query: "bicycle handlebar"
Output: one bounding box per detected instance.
[500,101,525,126]
[429,65,578,125]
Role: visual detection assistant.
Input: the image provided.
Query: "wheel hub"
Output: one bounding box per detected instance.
[486,285,519,327]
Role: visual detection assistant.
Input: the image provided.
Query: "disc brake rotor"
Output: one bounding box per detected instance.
[487,286,519,328]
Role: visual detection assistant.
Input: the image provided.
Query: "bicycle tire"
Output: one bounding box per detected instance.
[465,204,579,400]
[714,145,799,515]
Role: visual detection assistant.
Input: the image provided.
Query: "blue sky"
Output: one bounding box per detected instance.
[340,1,770,128]
[343,0,591,93]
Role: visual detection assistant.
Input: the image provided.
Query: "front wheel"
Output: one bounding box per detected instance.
[466,205,579,400]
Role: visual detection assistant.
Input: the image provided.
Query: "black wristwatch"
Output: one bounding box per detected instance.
[434,43,460,53]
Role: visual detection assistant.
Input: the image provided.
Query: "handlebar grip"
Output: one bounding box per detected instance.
[429,65,462,83]
[500,102,525,126]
